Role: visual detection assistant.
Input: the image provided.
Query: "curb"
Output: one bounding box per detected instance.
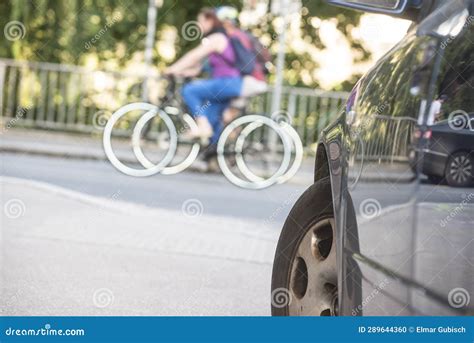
[1,144,314,186]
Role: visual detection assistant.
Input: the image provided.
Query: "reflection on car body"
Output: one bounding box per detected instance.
[411,112,474,187]
[271,0,474,317]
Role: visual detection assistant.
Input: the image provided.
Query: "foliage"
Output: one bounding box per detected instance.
[0,0,367,90]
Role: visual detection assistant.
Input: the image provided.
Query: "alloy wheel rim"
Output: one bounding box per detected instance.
[288,218,337,316]
[450,155,472,184]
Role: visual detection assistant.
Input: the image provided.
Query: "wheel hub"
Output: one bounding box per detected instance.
[288,218,337,316]
[450,155,472,184]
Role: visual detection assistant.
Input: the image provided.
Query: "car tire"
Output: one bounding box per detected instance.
[271,177,337,316]
[445,151,473,187]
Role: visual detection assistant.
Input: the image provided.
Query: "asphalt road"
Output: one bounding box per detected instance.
[0,153,308,316]
[1,153,464,217]
[0,153,470,316]
[1,153,307,220]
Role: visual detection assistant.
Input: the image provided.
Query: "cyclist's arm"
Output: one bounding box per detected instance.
[165,33,226,74]
[179,64,202,77]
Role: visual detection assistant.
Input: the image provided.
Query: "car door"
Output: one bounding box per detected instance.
[341,18,441,316]
[411,0,474,315]
[342,0,474,316]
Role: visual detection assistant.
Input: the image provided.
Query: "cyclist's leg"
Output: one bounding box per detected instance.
[224,97,246,125]
[181,80,206,117]
[181,80,214,137]
[181,78,241,116]
[207,100,229,145]
[200,77,242,144]
[182,77,242,140]
[222,76,267,125]
[197,100,228,162]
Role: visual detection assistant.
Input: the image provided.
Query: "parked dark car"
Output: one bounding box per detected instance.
[410,112,474,187]
[272,0,474,316]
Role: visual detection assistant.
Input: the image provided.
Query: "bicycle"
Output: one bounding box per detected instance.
[102,76,303,189]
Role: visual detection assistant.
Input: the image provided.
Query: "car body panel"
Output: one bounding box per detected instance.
[318,0,474,315]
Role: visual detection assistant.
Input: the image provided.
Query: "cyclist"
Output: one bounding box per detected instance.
[165,8,242,144]
[196,6,271,164]
[216,6,269,125]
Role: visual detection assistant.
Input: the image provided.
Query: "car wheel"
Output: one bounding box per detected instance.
[445,151,473,187]
[271,177,337,316]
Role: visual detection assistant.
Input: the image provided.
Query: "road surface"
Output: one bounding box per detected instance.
[1,153,308,316]
[0,153,468,315]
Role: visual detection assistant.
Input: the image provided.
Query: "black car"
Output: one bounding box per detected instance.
[410,112,474,187]
[272,0,474,316]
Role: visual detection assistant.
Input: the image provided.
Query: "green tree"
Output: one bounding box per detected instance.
[1,0,367,90]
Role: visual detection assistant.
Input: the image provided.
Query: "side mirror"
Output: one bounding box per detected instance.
[327,0,422,21]
[327,0,408,14]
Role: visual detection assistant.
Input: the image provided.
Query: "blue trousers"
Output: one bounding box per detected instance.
[182,77,242,144]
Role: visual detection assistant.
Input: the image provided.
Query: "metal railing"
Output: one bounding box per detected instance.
[0,58,349,151]
[371,115,416,162]
[351,115,417,163]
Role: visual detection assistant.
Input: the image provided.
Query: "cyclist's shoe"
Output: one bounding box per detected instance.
[200,144,217,162]
[195,116,213,139]
[181,131,206,144]
[181,116,212,145]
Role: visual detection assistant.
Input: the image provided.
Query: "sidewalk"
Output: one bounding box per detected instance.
[0,128,315,185]
[0,128,414,184]
[1,177,274,315]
